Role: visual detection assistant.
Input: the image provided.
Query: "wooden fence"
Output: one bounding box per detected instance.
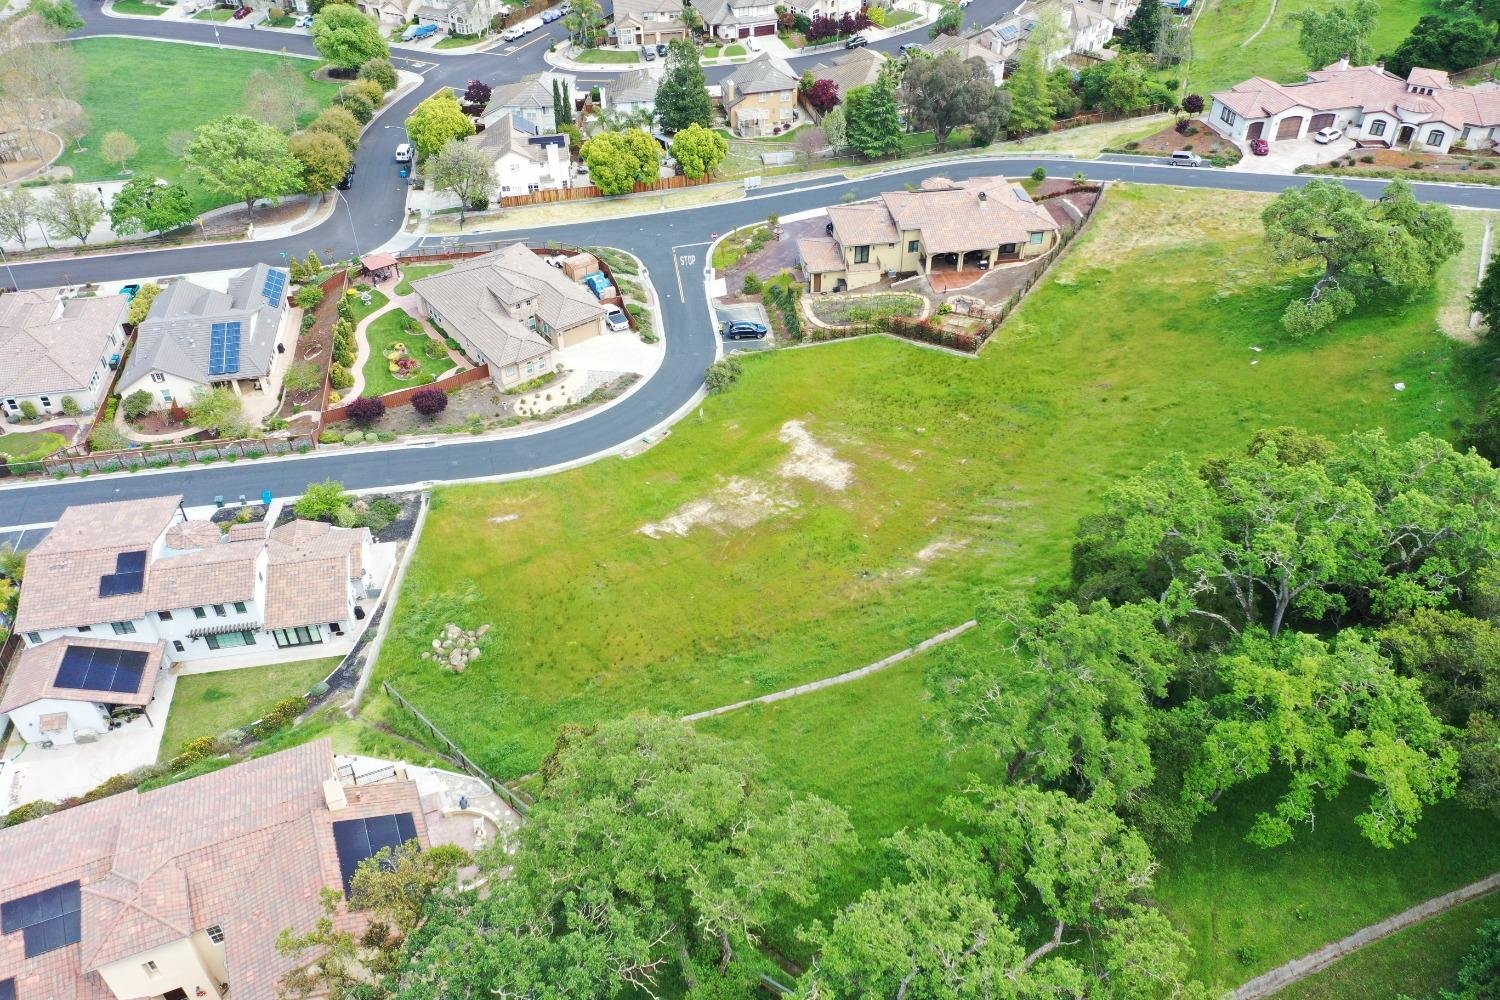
[321,364,493,423]
[382,681,533,815]
[41,434,318,476]
[498,173,709,207]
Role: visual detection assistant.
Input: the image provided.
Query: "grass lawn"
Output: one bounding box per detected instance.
[433,32,483,48]
[111,0,169,14]
[1187,0,1441,94]
[394,263,454,295]
[361,308,430,397]
[0,430,67,463]
[193,7,237,19]
[576,48,640,63]
[59,39,340,211]
[373,183,1490,975]
[1280,892,1500,1000]
[159,657,341,761]
[881,7,917,26]
[349,287,390,324]
[266,12,297,26]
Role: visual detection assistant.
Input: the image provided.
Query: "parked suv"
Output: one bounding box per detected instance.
[844,34,868,48]
[1169,150,1203,167]
[721,320,768,340]
[642,45,656,60]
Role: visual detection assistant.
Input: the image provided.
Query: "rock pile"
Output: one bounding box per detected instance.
[421,622,491,672]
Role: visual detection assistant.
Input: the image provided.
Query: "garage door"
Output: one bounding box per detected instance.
[1247,121,1264,141]
[1276,116,1303,140]
[1309,113,1335,131]
[753,22,775,34]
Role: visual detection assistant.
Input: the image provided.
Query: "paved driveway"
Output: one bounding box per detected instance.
[1232,136,1356,172]
[717,301,775,351]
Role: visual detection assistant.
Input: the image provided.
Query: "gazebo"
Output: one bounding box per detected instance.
[360,252,401,284]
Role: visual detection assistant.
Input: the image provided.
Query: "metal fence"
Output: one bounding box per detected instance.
[382,681,532,815]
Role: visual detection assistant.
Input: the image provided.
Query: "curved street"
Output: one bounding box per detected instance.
[7,4,1500,531]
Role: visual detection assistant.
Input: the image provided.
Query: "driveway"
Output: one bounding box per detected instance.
[717,301,775,352]
[1232,135,1355,172]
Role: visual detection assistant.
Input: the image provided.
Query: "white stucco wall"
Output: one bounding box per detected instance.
[8,698,109,746]
[97,935,221,1000]
[116,369,208,411]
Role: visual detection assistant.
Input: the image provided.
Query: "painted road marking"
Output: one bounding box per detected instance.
[671,242,710,300]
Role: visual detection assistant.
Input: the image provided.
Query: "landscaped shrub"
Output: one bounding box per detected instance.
[360,57,398,93]
[705,356,743,394]
[346,396,386,425]
[90,422,128,452]
[350,77,385,107]
[61,396,80,416]
[2,800,56,829]
[742,272,762,294]
[320,429,344,444]
[411,386,448,417]
[18,400,37,420]
[1030,166,1047,182]
[254,696,307,737]
[1181,93,1204,114]
[337,88,376,123]
[329,363,354,390]
[343,430,365,445]
[294,285,325,310]
[123,390,154,419]
[127,283,161,325]
[295,478,351,520]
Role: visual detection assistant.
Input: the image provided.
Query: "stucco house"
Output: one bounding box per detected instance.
[0,637,170,748]
[0,739,441,1000]
[696,0,778,39]
[803,47,887,113]
[358,0,422,26]
[980,0,1136,71]
[10,495,387,669]
[607,67,661,118]
[797,175,1060,292]
[411,244,609,391]
[473,112,576,196]
[117,264,290,413]
[611,0,688,46]
[1208,59,1500,153]
[785,0,862,18]
[489,71,577,132]
[0,287,128,423]
[722,57,801,136]
[413,0,504,34]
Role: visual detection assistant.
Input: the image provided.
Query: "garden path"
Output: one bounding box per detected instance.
[345,278,419,400]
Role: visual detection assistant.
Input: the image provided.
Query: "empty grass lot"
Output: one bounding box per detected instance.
[159,657,341,761]
[59,39,340,210]
[110,0,169,14]
[1187,0,1441,94]
[373,183,1490,979]
[0,430,66,463]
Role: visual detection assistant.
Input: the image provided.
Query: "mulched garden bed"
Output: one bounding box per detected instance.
[1316,147,1500,177]
[1118,119,1241,163]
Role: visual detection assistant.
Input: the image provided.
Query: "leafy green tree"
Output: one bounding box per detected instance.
[277,888,396,1000]
[900,51,1012,149]
[243,65,317,135]
[1432,917,1500,998]
[349,840,471,935]
[844,75,903,158]
[427,138,496,228]
[358,56,398,93]
[312,5,389,70]
[1077,53,1169,112]
[580,128,660,195]
[294,479,351,520]
[1290,0,1379,67]
[184,115,303,223]
[821,103,847,152]
[1119,0,1160,52]
[563,0,603,43]
[38,184,104,244]
[1263,178,1462,335]
[27,0,83,30]
[1185,628,1459,848]
[288,130,353,193]
[128,283,161,325]
[0,188,41,250]
[927,3,962,37]
[1464,386,1500,464]
[669,122,728,178]
[100,130,138,173]
[404,90,475,160]
[1473,249,1500,338]
[1386,13,1492,77]
[654,39,714,133]
[397,716,853,997]
[107,177,195,237]
[185,386,252,439]
[1002,19,1056,133]
[306,105,363,154]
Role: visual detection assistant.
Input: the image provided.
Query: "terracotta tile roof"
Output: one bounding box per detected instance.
[270,520,370,579]
[1213,63,1500,131]
[1408,67,1450,89]
[880,176,1058,254]
[825,202,900,247]
[797,236,846,274]
[0,637,166,715]
[0,740,430,1000]
[146,541,263,612]
[0,289,128,397]
[226,518,270,543]
[13,496,181,633]
[165,520,222,550]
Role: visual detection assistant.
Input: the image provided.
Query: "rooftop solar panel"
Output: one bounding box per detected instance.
[54,646,148,695]
[332,813,418,894]
[262,269,287,305]
[116,550,147,573]
[98,570,145,597]
[2,882,81,959]
[208,321,243,377]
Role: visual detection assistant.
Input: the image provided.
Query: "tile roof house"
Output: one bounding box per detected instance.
[472,111,576,197]
[976,0,1136,73]
[1208,59,1500,153]
[412,0,504,34]
[611,0,688,46]
[803,47,888,112]
[696,0,778,40]
[0,637,169,747]
[797,175,1060,292]
[117,264,290,414]
[490,71,576,132]
[722,57,801,136]
[9,496,381,685]
[412,243,609,390]
[0,287,128,423]
[0,739,434,1000]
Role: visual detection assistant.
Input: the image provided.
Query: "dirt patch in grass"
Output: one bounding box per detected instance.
[778,419,853,489]
[638,476,797,538]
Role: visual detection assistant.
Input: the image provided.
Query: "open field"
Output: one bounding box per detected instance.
[1438,210,1496,341]
[159,657,341,761]
[58,39,340,210]
[1187,0,1440,95]
[576,47,640,62]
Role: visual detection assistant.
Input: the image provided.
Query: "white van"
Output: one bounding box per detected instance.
[394,142,413,163]
[1169,150,1203,167]
[502,23,524,39]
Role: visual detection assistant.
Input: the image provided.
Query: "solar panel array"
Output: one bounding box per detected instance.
[2,881,82,959]
[98,549,147,597]
[208,321,243,376]
[0,976,15,1000]
[332,813,418,894]
[998,23,1019,39]
[262,269,287,306]
[54,644,149,695]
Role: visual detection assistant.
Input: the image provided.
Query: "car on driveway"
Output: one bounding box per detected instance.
[232,5,253,17]
[1250,138,1269,156]
[605,306,631,331]
[721,320,768,340]
[656,42,668,56]
[642,45,656,60]
[1314,126,1344,144]
[296,13,313,25]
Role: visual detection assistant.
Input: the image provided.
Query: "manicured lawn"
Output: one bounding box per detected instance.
[393,263,453,295]
[0,430,67,464]
[58,39,340,210]
[111,0,169,15]
[361,308,430,397]
[159,657,342,761]
[194,7,237,20]
[1280,893,1500,1000]
[349,287,390,324]
[881,7,917,26]
[1187,0,1441,94]
[433,32,484,48]
[576,47,640,62]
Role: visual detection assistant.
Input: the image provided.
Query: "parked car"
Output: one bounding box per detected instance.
[605,306,631,331]
[402,21,439,39]
[958,0,973,7]
[844,34,868,48]
[337,164,356,190]
[1314,126,1343,144]
[721,320,768,340]
[656,42,667,56]
[641,44,656,59]
[540,8,560,21]
[1250,138,1269,156]
[394,142,413,162]
[296,13,313,25]
[1169,150,1202,167]
[544,254,569,268]
[559,1,571,10]
[898,43,920,55]
[232,5,253,17]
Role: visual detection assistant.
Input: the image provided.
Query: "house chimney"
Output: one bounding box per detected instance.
[978,191,987,201]
[323,778,348,811]
[1376,59,1385,72]
[1336,53,1350,71]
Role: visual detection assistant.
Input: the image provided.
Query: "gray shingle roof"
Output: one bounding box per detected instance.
[610,67,660,106]
[123,264,288,387]
[724,57,799,96]
[491,72,555,111]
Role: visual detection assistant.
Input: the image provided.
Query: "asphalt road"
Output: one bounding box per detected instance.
[8,7,1500,530]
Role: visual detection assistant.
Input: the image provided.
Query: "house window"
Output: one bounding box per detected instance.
[1429,130,1446,146]
[330,621,344,636]
[25,632,41,645]
[1462,126,1472,142]
[77,625,91,633]
[759,93,768,103]
[162,391,173,403]
[1370,120,1387,137]
[1029,231,1045,244]
[207,925,225,944]
[111,621,136,635]
[908,239,920,253]
[205,630,256,650]
[158,610,173,622]
[213,604,227,617]
[173,640,185,653]
[233,601,247,614]
[151,372,165,383]
[272,626,323,649]
[142,961,160,977]
[1219,105,1236,125]
[193,606,207,619]
[39,397,50,409]
[853,245,870,264]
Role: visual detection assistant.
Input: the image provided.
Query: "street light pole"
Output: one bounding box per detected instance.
[336,189,363,260]
[0,244,19,292]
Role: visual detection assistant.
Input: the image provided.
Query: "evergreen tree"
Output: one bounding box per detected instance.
[1119,0,1160,53]
[1472,247,1500,336]
[844,75,903,158]
[654,40,714,132]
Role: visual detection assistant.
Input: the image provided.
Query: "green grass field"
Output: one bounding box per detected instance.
[576,47,640,62]
[110,0,169,15]
[193,7,236,20]
[159,657,342,761]
[362,308,428,397]
[58,39,340,210]
[393,263,453,295]
[433,32,484,48]
[1281,893,1500,999]
[1187,0,1441,94]
[0,430,66,463]
[349,287,390,324]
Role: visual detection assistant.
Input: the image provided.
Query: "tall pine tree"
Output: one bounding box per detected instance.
[654,39,714,132]
[845,74,903,158]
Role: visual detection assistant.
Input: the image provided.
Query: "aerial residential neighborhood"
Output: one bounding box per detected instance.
[3,0,1500,994]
